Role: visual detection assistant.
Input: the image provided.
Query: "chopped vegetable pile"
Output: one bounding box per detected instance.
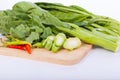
[0,1,120,54]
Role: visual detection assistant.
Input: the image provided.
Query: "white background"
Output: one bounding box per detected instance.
[0,0,120,80]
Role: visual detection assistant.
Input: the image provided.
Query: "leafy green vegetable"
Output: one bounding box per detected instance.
[41,27,53,39]
[26,32,39,43]
[36,2,120,36]
[10,24,29,39]
[35,2,91,22]
[30,26,43,34]
[0,1,120,52]
[36,2,120,52]
[0,10,13,34]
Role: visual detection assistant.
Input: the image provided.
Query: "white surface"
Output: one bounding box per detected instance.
[0,0,120,80]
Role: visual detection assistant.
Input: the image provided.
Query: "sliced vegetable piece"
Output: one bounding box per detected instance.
[43,36,55,50]
[63,37,81,50]
[51,43,60,53]
[52,33,66,53]
[33,42,43,48]
[8,45,25,50]
[54,33,66,46]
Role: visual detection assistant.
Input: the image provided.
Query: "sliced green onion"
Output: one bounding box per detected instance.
[63,37,81,50]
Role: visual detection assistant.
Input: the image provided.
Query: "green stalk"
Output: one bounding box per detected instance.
[91,23,120,36]
[51,33,66,53]
[33,42,43,48]
[42,36,55,50]
[85,26,120,43]
[93,16,120,35]
[56,23,119,52]
[51,44,60,53]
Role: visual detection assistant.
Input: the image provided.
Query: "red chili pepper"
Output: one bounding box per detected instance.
[8,45,25,50]
[24,44,31,54]
[8,44,31,54]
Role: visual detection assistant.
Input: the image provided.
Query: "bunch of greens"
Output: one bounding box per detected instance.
[36,2,120,52]
[0,1,120,52]
[35,2,120,36]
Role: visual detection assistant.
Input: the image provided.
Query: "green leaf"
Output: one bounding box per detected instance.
[35,2,90,22]
[10,24,28,39]
[41,27,53,39]
[26,32,39,43]
[30,26,43,34]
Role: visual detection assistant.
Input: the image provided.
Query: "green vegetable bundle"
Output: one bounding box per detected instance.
[0,1,120,52]
[36,2,120,52]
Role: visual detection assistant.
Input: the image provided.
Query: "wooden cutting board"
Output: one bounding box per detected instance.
[0,43,92,65]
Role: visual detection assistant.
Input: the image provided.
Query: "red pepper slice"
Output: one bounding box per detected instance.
[24,44,31,54]
[8,44,31,54]
[8,45,25,50]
